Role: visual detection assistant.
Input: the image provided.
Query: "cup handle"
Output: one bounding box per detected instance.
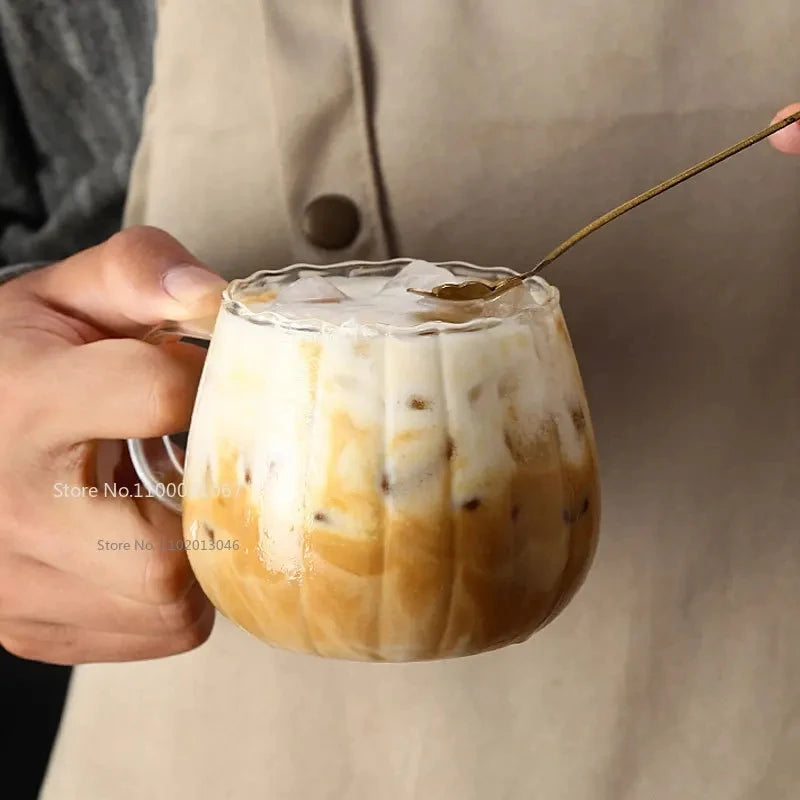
[126,315,217,514]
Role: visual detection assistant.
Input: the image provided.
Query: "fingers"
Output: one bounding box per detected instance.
[1,434,216,664]
[26,226,227,337]
[28,491,197,605]
[769,103,800,155]
[0,604,215,665]
[0,227,225,666]
[40,338,206,443]
[0,556,212,636]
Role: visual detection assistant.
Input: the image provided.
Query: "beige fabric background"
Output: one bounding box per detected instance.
[43,1,800,798]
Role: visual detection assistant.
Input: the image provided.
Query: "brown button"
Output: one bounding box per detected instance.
[302,194,361,250]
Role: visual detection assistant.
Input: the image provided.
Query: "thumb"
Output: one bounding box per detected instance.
[769,103,800,155]
[28,226,228,337]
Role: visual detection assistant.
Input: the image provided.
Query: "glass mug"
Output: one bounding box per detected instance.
[129,259,600,662]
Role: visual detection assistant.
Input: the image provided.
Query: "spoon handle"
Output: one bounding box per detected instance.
[526,110,800,277]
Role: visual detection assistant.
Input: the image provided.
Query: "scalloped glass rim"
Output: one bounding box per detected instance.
[221,259,560,335]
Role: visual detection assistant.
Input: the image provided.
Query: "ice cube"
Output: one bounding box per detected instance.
[273,275,348,305]
[479,281,533,316]
[379,260,455,294]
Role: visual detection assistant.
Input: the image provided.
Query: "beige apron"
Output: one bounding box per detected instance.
[42,2,800,798]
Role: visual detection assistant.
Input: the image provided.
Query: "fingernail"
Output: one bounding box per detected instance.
[162,265,227,304]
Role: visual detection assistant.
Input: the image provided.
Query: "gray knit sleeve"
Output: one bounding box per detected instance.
[0,261,49,285]
[0,1,155,271]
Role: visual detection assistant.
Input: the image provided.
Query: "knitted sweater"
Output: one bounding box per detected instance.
[0,0,154,279]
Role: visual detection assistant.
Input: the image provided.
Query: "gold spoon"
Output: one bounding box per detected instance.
[409,110,800,302]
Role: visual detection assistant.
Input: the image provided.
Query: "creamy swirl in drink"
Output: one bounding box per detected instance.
[182,261,599,662]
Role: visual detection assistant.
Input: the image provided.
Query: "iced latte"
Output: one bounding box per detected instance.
[180,260,599,662]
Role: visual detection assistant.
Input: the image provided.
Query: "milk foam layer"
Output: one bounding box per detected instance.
[242,260,554,329]
[181,261,599,662]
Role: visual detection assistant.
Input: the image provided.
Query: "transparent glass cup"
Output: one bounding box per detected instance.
[129,259,600,662]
